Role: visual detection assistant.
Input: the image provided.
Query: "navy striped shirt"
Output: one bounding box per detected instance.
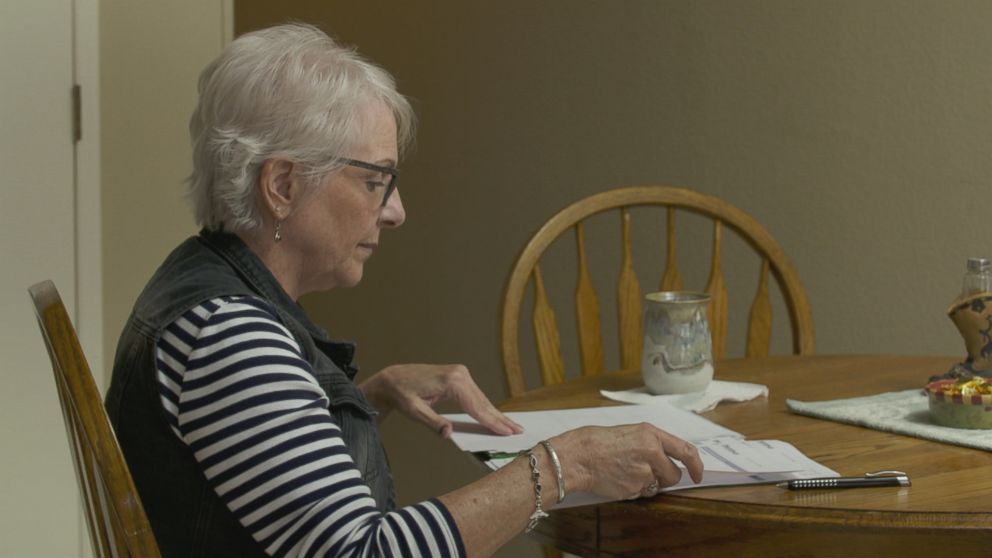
[155,296,465,557]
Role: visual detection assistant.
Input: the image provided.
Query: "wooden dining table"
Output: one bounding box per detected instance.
[498,355,992,557]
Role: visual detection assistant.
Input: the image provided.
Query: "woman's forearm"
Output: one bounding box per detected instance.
[439,447,566,558]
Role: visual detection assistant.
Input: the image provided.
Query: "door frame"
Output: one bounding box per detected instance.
[75,0,103,386]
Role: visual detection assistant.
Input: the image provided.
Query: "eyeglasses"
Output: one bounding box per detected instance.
[339,158,400,208]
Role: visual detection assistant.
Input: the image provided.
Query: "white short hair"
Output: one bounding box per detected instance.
[187,23,416,231]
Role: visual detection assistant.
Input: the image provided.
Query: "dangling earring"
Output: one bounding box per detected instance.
[274,220,283,242]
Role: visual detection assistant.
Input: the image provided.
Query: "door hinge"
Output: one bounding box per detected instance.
[72,84,82,143]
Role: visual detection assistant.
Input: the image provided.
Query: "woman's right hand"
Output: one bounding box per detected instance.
[552,423,704,500]
[438,421,705,557]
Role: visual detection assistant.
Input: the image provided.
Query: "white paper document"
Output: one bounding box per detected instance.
[679,438,838,488]
[443,402,838,509]
[443,402,741,453]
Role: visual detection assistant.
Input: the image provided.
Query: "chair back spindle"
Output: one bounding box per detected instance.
[660,207,684,291]
[531,265,567,387]
[746,259,774,357]
[575,223,605,376]
[617,208,643,371]
[704,221,729,360]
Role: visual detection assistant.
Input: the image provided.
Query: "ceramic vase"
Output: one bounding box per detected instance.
[948,293,992,372]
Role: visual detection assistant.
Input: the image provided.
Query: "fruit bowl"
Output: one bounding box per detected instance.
[926,377,992,429]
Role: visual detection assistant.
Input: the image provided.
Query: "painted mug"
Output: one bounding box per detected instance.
[641,291,714,394]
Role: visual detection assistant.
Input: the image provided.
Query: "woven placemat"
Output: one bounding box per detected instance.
[786,389,992,452]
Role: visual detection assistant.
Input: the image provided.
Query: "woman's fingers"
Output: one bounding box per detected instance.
[404,396,453,438]
[656,431,703,484]
[450,371,524,436]
[648,455,685,488]
[639,429,703,490]
[464,402,523,436]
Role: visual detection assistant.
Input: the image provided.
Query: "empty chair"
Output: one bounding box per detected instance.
[500,186,815,397]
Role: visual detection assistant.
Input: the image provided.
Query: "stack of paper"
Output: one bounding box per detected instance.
[442,402,837,509]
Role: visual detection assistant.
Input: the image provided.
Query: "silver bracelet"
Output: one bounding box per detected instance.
[523,449,549,533]
[539,440,566,504]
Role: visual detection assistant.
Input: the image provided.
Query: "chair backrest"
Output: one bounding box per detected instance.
[28,280,161,558]
[500,186,815,397]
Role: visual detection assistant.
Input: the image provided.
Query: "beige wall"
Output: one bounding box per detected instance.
[99,1,991,557]
[101,0,230,369]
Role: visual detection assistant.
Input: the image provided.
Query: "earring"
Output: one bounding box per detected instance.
[274,221,283,242]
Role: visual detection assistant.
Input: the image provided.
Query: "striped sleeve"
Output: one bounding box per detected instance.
[155,296,465,558]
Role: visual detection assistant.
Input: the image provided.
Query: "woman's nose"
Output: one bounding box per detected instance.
[379,188,406,228]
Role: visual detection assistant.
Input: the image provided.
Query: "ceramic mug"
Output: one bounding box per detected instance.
[641,291,714,394]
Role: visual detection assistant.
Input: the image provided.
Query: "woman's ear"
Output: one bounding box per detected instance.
[259,158,300,218]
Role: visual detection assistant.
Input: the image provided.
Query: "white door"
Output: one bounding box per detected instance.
[0,0,89,555]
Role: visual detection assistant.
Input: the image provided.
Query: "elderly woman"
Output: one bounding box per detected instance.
[105,23,702,558]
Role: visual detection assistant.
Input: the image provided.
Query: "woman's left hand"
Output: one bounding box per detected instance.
[359,364,524,438]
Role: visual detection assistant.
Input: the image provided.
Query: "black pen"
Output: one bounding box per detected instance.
[777,471,911,490]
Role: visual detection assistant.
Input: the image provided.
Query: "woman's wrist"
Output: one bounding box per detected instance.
[547,431,590,495]
[522,448,550,531]
[357,371,394,419]
[539,440,565,504]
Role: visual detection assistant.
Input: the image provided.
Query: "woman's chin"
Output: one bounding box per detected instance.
[335,267,365,289]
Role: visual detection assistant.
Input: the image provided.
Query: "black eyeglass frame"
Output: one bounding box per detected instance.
[339,158,400,207]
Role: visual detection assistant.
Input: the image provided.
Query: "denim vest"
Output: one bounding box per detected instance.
[105,230,395,557]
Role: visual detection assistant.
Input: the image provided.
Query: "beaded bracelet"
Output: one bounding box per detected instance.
[524,449,549,532]
[539,440,566,504]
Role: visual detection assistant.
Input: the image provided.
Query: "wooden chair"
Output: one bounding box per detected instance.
[29,280,161,557]
[501,186,815,397]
